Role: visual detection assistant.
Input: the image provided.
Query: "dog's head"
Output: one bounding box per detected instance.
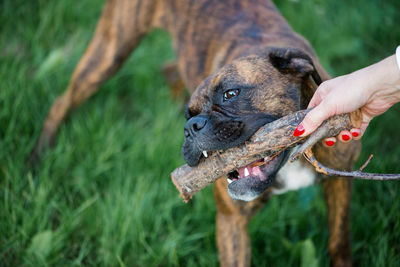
[182,47,321,201]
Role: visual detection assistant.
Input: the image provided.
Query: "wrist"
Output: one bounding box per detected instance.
[367,54,400,105]
[364,54,400,96]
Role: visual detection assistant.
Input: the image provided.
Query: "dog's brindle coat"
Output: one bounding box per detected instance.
[33,0,361,266]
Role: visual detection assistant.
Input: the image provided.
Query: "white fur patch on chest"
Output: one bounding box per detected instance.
[272,160,317,195]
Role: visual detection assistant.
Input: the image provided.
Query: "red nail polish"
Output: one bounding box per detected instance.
[293,124,305,137]
[351,131,359,137]
[325,140,335,146]
[342,134,350,141]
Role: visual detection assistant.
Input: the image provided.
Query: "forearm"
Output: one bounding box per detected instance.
[362,55,400,105]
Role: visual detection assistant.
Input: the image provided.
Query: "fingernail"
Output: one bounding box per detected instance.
[342,134,350,141]
[351,130,360,137]
[293,124,305,137]
[325,140,335,146]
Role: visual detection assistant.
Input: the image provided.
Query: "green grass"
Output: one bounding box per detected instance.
[1,0,400,266]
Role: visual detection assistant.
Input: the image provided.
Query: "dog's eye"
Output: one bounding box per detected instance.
[223,89,240,101]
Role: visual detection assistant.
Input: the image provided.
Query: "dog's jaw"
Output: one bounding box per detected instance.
[227,151,288,201]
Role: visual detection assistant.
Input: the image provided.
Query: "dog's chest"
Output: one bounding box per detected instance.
[272,159,317,195]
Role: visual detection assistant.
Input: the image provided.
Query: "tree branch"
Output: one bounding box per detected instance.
[303,148,400,180]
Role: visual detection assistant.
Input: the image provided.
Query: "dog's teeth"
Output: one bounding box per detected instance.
[203,151,208,158]
[227,178,233,184]
[244,167,249,177]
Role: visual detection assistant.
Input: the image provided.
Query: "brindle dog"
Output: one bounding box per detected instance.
[32,0,360,266]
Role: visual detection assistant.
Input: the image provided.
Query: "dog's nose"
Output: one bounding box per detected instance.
[184,115,208,137]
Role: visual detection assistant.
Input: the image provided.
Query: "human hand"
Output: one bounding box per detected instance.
[293,54,400,147]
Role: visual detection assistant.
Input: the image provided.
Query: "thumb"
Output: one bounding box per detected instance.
[300,104,332,136]
[359,114,372,136]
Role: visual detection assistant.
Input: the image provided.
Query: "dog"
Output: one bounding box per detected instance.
[32,0,361,266]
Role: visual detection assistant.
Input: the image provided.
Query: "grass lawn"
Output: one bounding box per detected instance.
[1,0,400,266]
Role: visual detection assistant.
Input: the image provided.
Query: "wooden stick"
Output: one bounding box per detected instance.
[303,148,400,180]
[171,109,361,201]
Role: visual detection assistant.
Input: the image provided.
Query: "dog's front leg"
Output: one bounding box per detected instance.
[322,177,352,267]
[216,210,251,267]
[214,179,270,267]
[316,141,360,267]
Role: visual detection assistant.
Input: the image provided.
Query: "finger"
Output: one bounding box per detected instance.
[307,81,330,108]
[323,137,336,147]
[295,103,332,137]
[360,121,370,136]
[307,92,324,109]
[359,113,372,136]
[338,130,352,142]
[350,128,362,140]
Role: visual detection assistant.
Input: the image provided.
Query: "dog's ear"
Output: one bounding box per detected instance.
[269,47,324,108]
[268,47,322,85]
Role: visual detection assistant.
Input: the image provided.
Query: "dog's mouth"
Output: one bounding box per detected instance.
[225,151,287,201]
[182,112,288,201]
